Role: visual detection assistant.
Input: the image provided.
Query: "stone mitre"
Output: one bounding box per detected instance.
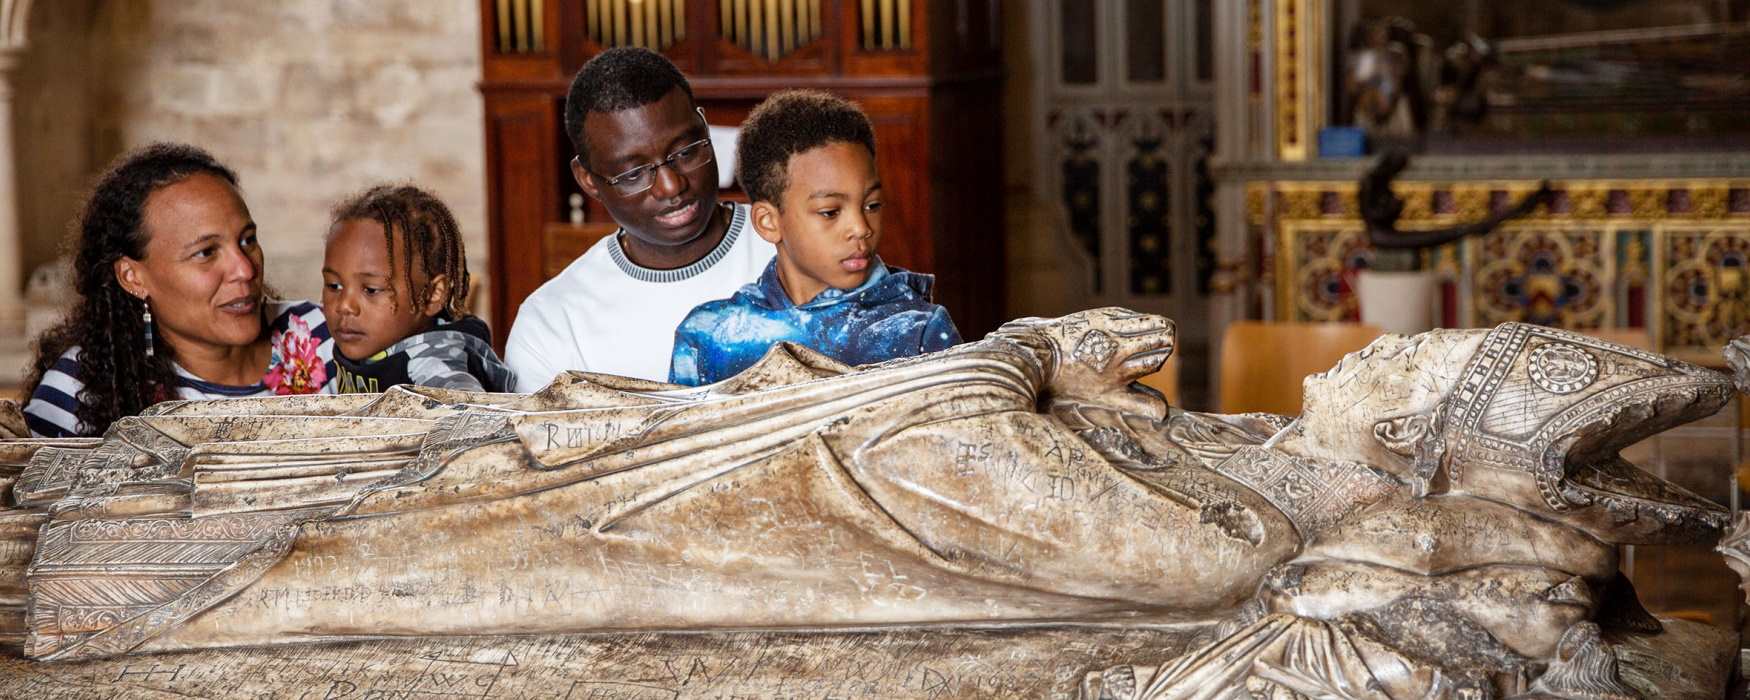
[1414,322,1732,545]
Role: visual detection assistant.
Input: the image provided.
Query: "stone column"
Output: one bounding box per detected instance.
[0,0,32,335]
[0,51,22,334]
[1207,0,1260,403]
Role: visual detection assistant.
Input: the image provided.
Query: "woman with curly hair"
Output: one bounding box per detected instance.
[23,143,334,438]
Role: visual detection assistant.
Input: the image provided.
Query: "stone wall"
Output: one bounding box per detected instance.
[17,0,486,308]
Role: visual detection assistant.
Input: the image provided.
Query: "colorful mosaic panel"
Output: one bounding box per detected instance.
[1618,230,1652,328]
[1266,181,1750,344]
[1279,224,1469,322]
[1659,226,1750,361]
[1284,224,1370,322]
[1469,227,1612,329]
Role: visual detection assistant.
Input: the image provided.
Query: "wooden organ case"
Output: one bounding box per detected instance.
[478,0,1006,345]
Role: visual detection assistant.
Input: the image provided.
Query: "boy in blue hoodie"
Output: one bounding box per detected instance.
[668,90,960,386]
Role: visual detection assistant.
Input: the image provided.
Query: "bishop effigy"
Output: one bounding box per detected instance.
[0,308,1743,698]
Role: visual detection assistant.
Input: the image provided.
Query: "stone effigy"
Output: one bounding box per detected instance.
[0,308,1743,699]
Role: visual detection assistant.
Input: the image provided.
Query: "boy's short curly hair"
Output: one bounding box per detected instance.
[735,90,876,206]
[564,48,695,166]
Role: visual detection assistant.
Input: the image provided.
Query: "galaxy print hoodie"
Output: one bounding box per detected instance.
[668,258,961,386]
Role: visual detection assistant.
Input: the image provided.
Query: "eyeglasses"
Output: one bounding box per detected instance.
[586,137,715,197]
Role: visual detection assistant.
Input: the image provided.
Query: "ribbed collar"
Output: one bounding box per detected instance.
[606,203,747,283]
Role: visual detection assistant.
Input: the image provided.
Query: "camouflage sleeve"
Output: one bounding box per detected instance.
[406,335,487,392]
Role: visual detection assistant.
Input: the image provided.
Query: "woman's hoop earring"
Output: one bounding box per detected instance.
[142,302,155,358]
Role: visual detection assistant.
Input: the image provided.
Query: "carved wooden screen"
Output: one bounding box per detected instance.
[1031,0,1219,318]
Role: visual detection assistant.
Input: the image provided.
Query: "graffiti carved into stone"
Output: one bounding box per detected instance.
[0,308,1743,698]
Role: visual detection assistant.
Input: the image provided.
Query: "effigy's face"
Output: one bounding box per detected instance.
[1293,329,1485,474]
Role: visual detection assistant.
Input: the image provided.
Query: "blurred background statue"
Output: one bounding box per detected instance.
[1343,18,1431,141]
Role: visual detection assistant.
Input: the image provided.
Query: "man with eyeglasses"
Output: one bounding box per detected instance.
[505,48,775,389]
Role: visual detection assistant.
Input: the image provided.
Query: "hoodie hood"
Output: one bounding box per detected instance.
[746,258,937,311]
[667,257,961,387]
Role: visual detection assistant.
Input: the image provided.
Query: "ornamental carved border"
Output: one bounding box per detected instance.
[1253,179,1750,364]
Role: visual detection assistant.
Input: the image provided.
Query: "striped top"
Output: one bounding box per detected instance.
[25,300,335,438]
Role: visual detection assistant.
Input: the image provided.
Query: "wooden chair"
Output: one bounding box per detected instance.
[1218,321,1385,416]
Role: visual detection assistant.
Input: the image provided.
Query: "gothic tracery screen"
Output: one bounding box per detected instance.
[1035,0,1219,313]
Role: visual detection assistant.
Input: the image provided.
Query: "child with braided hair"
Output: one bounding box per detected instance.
[320,184,514,393]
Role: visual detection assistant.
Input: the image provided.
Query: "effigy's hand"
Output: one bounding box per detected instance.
[992,308,1175,419]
